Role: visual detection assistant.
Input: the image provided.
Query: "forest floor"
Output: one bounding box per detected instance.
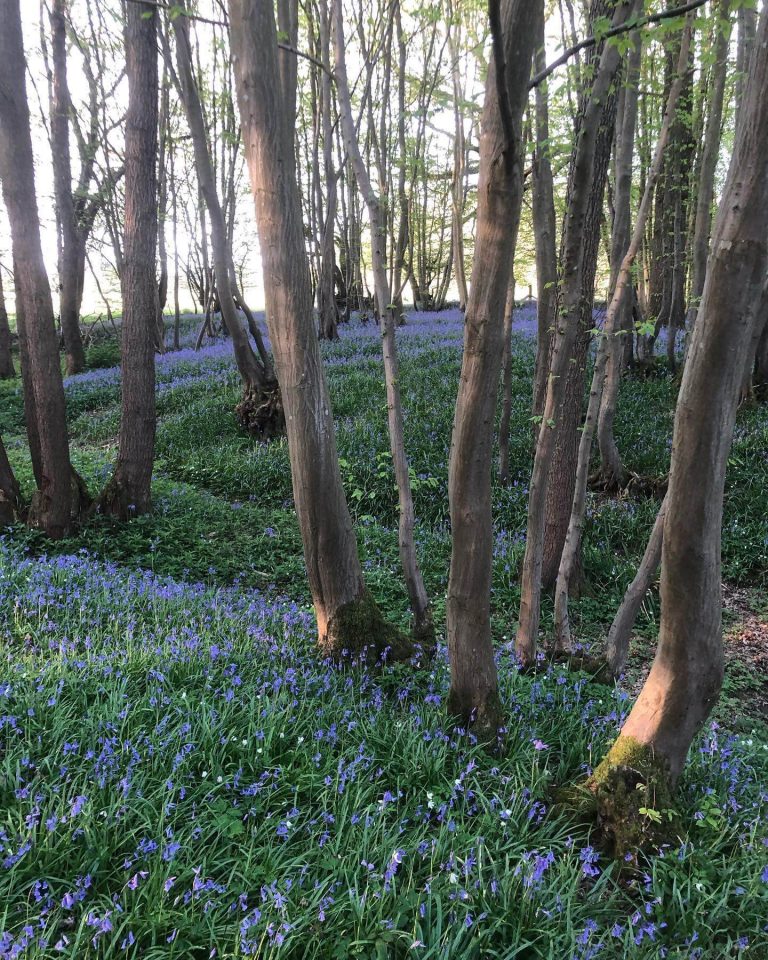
[0,308,767,958]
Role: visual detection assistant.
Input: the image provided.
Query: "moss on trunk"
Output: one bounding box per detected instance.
[585,736,679,858]
[322,590,413,664]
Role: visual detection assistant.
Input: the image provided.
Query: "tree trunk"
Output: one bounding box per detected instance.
[686,0,732,331]
[447,9,469,312]
[517,0,638,664]
[605,497,666,678]
[0,432,21,526]
[530,13,557,429]
[168,12,280,437]
[334,0,433,645]
[49,0,86,375]
[597,31,642,490]
[446,0,536,734]
[0,0,79,539]
[498,274,515,485]
[229,0,411,662]
[100,0,158,519]
[0,269,15,379]
[317,0,339,341]
[554,17,693,653]
[589,10,768,851]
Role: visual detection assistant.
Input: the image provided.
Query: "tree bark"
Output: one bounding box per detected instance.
[498,274,516,485]
[334,0,433,644]
[168,12,280,436]
[317,0,339,341]
[530,10,557,429]
[229,0,410,662]
[605,497,666,678]
[446,0,536,734]
[554,17,693,653]
[100,0,158,518]
[538,0,624,592]
[49,0,86,375]
[686,0,732,331]
[0,269,15,379]
[597,31,642,489]
[0,0,79,539]
[517,0,638,664]
[590,9,768,849]
[0,432,21,526]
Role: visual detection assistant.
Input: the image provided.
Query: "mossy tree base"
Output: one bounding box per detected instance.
[583,736,679,859]
[235,381,284,441]
[321,590,414,664]
[97,474,149,521]
[27,468,91,538]
[446,687,504,748]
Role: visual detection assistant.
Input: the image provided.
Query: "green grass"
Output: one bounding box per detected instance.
[0,319,767,957]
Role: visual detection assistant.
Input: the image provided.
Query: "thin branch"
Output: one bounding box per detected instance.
[529,0,708,89]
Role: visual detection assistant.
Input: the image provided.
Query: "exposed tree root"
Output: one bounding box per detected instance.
[235,381,284,440]
[589,468,667,500]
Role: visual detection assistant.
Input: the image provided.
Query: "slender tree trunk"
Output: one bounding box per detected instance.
[446,0,536,733]
[597,31,642,490]
[447,11,469,311]
[156,65,170,351]
[49,0,86,375]
[0,269,15,378]
[498,274,515,485]
[516,0,638,665]
[317,0,339,341]
[334,0,433,644]
[554,18,693,652]
[539,0,623,592]
[686,0,732,331]
[589,11,768,850]
[605,497,666,678]
[100,0,158,518]
[530,11,557,429]
[0,432,21,526]
[229,0,410,661]
[0,0,80,539]
[168,13,280,436]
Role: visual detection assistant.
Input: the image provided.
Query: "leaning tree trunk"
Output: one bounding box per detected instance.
[597,30,642,490]
[168,12,281,438]
[554,17,693,653]
[538,0,625,594]
[516,0,638,665]
[605,496,666,678]
[100,0,158,518]
[686,0,732,332]
[50,0,86,375]
[228,0,410,662]
[0,0,80,539]
[333,0,433,645]
[0,269,15,379]
[587,8,768,854]
[446,0,537,734]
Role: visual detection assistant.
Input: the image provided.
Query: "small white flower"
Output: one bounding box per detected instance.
[216,776,223,783]
[202,771,208,778]
[449,872,458,884]
[241,739,248,746]
[297,736,305,744]
[181,692,187,699]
